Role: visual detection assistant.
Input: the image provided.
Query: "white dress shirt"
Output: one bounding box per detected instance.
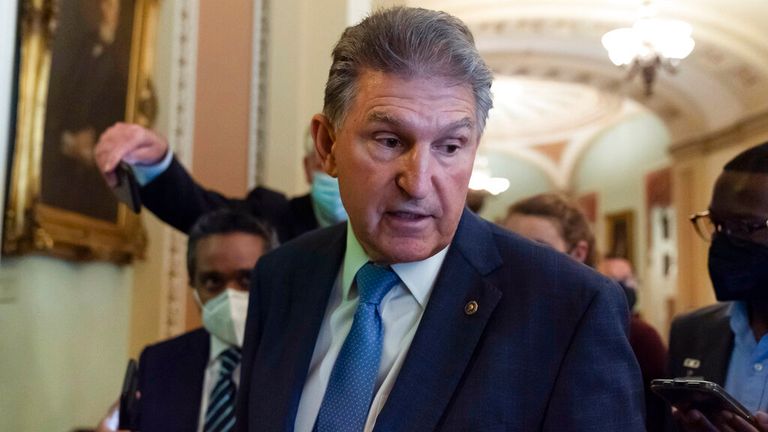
[197,334,241,432]
[294,223,449,432]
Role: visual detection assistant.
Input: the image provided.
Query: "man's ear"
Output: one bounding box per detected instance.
[568,240,590,264]
[311,114,338,177]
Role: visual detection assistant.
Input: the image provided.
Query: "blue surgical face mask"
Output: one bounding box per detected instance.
[311,171,348,228]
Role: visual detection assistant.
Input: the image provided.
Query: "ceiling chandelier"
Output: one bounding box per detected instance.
[601,1,695,96]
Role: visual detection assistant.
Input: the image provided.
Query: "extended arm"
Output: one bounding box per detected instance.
[95,123,290,234]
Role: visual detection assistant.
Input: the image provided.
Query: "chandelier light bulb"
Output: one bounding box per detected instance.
[602,4,695,94]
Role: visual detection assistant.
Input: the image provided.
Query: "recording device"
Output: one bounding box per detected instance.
[118,359,140,430]
[651,378,757,426]
[112,162,141,213]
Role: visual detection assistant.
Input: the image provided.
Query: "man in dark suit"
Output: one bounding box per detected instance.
[136,209,273,432]
[235,7,644,431]
[667,142,768,431]
[94,124,346,242]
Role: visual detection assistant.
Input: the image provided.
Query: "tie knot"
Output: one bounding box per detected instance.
[355,262,400,306]
[219,347,241,376]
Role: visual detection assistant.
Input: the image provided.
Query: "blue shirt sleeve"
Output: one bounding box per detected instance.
[131,149,173,186]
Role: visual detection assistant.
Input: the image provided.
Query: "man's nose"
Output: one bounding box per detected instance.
[396,145,431,200]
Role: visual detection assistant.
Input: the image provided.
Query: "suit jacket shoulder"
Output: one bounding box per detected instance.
[668,302,733,384]
[138,328,210,432]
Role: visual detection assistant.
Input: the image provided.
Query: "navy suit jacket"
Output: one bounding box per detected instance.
[138,328,210,432]
[140,156,318,242]
[236,210,645,431]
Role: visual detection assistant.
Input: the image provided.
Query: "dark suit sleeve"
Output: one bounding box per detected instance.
[542,279,646,431]
[140,156,291,234]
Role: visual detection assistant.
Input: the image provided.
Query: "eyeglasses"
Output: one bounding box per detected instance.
[689,210,768,244]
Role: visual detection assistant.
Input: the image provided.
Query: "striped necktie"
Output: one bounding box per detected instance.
[204,346,241,432]
[314,262,400,432]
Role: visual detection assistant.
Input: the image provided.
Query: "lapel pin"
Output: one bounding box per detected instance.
[464,300,478,315]
[683,358,701,369]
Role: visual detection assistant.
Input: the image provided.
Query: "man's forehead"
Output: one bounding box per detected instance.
[365,110,474,130]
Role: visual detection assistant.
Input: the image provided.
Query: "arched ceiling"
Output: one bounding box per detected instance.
[397,0,768,188]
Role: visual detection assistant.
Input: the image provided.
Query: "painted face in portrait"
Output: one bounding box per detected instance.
[314,69,479,264]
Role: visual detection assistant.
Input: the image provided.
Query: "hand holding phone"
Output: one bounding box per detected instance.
[652,378,758,428]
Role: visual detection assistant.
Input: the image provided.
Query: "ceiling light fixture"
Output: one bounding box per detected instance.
[601,1,695,96]
[469,156,510,196]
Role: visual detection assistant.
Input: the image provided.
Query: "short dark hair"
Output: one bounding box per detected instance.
[187,209,276,280]
[323,7,493,134]
[506,193,597,267]
[724,141,768,174]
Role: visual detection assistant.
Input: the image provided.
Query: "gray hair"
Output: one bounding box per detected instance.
[323,7,494,135]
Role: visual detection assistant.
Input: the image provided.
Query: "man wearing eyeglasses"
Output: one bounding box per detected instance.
[668,142,768,431]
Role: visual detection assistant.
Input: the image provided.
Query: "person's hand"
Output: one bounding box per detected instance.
[94,122,168,187]
[673,407,768,431]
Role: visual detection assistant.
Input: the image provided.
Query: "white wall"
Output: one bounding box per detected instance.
[0,257,132,431]
[261,0,365,196]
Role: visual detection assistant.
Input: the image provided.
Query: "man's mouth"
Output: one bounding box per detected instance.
[387,210,430,220]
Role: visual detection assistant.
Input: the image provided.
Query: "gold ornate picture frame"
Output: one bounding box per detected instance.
[3,0,158,263]
[605,209,636,268]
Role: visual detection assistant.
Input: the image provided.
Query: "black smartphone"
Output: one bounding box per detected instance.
[651,378,757,426]
[118,359,140,430]
[112,162,141,213]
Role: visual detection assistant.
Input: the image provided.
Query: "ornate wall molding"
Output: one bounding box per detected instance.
[669,109,768,160]
[248,0,268,188]
[162,0,199,338]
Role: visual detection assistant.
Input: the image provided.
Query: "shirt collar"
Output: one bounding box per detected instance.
[342,222,449,307]
[208,332,234,364]
[730,301,756,348]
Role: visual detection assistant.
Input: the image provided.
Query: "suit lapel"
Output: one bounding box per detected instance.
[178,329,210,430]
[247,224,347,430]
[375,211,503,431]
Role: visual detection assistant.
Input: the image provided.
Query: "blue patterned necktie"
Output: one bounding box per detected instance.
[204,346,241,432]
[314,262,401,432]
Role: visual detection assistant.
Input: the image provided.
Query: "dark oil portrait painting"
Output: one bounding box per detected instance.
[41,0,135,223]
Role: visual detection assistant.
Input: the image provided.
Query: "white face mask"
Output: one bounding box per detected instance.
[194,288,249,347]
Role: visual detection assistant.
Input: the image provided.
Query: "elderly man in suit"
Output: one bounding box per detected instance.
[236,7,644,432]
[668,142,768,431]
[136,210,274,432]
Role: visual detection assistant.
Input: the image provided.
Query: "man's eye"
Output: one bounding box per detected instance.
[436,143,461,155]
[237,270,252,288]
[202,275,224,290]
[377,137,401,148]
